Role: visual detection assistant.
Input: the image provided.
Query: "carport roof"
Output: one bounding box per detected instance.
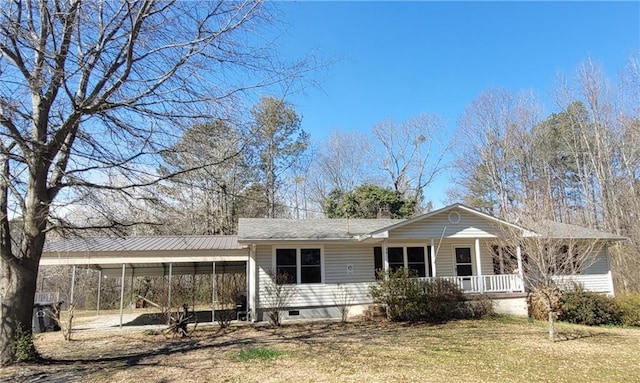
[44,235,243,253]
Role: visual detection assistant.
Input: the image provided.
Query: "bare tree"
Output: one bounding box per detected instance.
[449,89,542,219]
[372,114,449,212]
[307,130,378,206]
[0,0,309,365]
[262,269,297,326]
[333,282,353,323]
[496,219,606,342]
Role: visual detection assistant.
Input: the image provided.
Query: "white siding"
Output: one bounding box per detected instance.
[323,243,376,283]
[430,239,497,277]
[255,243,376,312]
[390,208,503,239]
[553,273,614,295]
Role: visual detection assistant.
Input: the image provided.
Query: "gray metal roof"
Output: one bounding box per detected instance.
[237,218,403,240]
[44,235,242,253]
[529,221,627,240]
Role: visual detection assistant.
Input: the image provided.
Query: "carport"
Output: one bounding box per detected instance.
[40,235,250,328]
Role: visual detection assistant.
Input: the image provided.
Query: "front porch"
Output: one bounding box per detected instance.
[417,273,615,295]
[421,274,525,294]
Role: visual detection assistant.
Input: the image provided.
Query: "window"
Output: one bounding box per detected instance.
[455,247,473,276]
[373,246,432,278]
[388,247,404,273]
[276,249,297,284]
[300,248,321,283]
[274,247,323,284]
[407,247,427,277]
[374,247,383,280]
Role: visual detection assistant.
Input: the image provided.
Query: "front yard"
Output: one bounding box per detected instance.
[2,316,639,382]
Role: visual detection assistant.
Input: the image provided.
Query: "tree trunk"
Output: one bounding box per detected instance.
[548,309,555,342]
[0,256,39,365]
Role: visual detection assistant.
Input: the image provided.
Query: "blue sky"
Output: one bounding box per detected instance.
[267,1,639,207]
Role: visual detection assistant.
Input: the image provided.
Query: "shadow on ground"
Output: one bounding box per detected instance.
[120,309,237,326]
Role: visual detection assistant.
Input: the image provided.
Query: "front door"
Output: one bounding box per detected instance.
[455,247,473,290]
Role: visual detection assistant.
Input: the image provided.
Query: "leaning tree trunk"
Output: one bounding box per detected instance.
[0,255,40,365]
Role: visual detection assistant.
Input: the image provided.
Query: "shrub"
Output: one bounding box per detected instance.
[369,269,482,322]
[466,294,495,319]
[14,323,39,362]
[558,285,622,326]
[527,289,562,321]
[615,293,640,326]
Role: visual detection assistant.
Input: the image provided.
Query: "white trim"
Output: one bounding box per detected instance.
[40,254,248,266]
[272,245,325,285]
[448,211,461,224]
[383,239,389,275]
[430,238,436,277]
[385,243,432,277]
[452,244,474,276]
[249,245,257,322]
[365,203,531,237]
[474,238,484,293]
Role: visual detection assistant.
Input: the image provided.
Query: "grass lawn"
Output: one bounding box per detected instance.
[2,316,639,382]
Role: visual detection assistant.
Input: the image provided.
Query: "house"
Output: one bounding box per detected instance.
[41,204,624,324]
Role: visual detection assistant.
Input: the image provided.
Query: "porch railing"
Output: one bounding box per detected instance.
[420,274,524,294]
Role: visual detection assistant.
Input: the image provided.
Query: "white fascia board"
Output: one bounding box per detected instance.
[237,238,359,244]
[40,255,248,266]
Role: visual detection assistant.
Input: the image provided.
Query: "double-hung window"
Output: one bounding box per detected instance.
[275,247,322,284]
[373,246,432,278]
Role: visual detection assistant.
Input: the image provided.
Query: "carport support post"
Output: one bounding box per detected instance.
[167,263,173,311]
[96,269,102,316]
[130,270,135,310]
[211,262,216,324]
[70,265,77,305]
[119,264,126,329]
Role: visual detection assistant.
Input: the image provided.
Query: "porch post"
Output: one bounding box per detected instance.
[516,245,524,291]
[474,239,483,293]
[119,264,126,329]
[249,245,257,322]
[430,238,436,277]
[382,239,389,276]
[211,262,216,323]
[70,265,77,305]
[516,245,524,278]
[96,269,102,316]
